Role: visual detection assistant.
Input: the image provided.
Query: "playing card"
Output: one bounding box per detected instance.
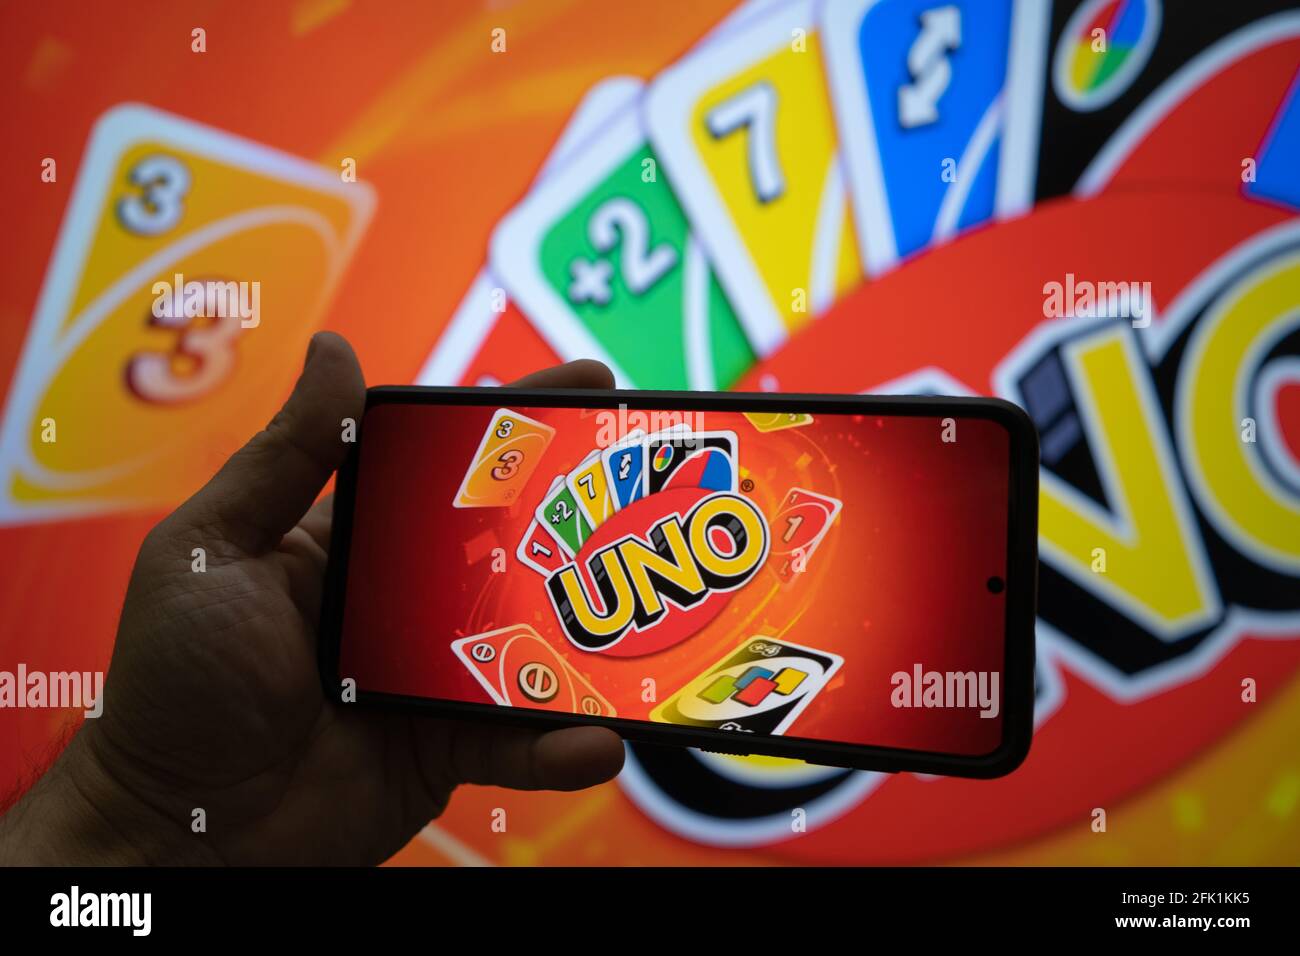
[822,0,1023,272]
[421,4,805,391]
[0,103,374,524]
[650,635,843,735]
[453,408,556,508]
[743,410,813,433]
[601,428,648,510]
[451,624,616,716]
[537,472,594,554]
[645,0,863,355]
[517,476,573,576]
[770,487,843,583]
[644,428,738,495]
[490,104,756,390]
[567,449,616,529]
[1002,0,1295,204]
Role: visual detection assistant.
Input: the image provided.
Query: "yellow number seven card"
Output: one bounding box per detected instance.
[645,0,862,356]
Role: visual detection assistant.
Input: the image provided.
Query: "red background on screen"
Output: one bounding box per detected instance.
[337,402,1012,755]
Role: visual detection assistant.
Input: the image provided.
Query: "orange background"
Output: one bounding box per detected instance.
[3,0,1299,865]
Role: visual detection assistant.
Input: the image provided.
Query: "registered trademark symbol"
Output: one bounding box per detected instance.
[741,478,754,492]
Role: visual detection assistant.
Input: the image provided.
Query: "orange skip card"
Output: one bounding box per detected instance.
[450,624,616,717]
[452,408,555,508]
[0,103,374,524]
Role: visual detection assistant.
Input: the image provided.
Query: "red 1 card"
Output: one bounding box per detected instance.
[770,487,843,583]
[450,624,616,717]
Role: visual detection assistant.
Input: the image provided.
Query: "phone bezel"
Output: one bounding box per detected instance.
[319,386,1039,779]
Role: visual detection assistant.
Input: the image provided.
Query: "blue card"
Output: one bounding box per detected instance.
[601,429,647,511]
[823,0,1022,273]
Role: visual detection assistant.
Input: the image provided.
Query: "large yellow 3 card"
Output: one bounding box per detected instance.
[0,104,374,523]
[645,0,862,356]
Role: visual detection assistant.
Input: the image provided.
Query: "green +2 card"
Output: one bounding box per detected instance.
[490,102,755,390]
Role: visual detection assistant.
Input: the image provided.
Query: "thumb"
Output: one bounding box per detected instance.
[166,332,365,554]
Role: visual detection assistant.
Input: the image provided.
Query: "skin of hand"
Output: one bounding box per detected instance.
[0,332,625,865]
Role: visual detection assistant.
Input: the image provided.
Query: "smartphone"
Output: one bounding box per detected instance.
[319,387,1039,778]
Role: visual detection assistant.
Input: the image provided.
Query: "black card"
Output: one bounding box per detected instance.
[1003,0,1295,201]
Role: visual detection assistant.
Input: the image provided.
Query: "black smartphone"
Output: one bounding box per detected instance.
[319,387,1039,778]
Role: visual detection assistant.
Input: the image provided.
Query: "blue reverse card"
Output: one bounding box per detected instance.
[823,0,1019,273]
[601,430,647,510]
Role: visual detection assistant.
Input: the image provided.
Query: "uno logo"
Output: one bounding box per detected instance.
[546,491,770,655]
[1053,0,1162,112]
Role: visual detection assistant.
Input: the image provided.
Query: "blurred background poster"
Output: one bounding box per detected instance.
[2,0,1298,864]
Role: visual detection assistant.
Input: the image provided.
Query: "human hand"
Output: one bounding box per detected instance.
[0,333,624,865]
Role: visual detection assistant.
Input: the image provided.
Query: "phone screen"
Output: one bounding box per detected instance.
[332,396,1027,761]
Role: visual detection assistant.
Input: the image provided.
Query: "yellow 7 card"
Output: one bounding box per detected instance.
[645,0,863,355]
[0,103,374,524]
[567,449,615,530]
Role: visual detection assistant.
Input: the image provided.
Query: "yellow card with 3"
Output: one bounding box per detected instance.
[0,104,374,523]
[453,409,556,509]
[646,0,863,356]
